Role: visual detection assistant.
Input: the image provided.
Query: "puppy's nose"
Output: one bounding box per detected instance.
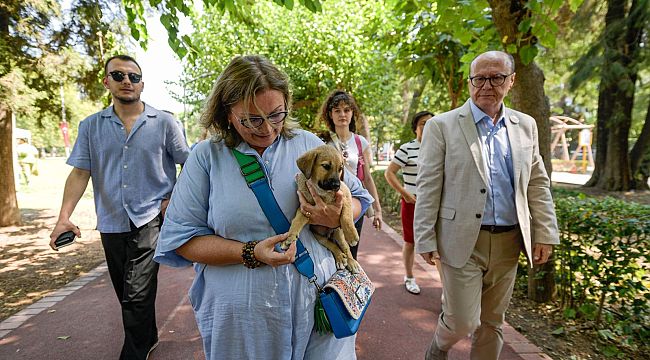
[320,178,340,191]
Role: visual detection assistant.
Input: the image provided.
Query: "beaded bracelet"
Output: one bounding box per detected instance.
[241,241,262,269]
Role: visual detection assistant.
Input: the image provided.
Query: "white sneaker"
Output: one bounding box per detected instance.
[404,277,420,294]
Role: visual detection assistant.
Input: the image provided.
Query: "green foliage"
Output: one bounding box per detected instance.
[1,1,129,148]
[180,0,403,141]
[371,169,402,215]
[552,191,650,350]
[123,0,323,63]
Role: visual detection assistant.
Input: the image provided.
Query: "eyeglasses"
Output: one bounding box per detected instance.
[469,73,513,88]
[108,71,142,84]
[234,111,288,129]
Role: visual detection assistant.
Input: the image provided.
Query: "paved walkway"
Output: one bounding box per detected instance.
[0,223,551,359]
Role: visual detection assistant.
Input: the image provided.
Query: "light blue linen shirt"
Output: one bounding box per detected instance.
[470,100,517,226]
[154,130,373,360]
[67,104,190,233]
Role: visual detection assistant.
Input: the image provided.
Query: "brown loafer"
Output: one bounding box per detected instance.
[425,338,448,360]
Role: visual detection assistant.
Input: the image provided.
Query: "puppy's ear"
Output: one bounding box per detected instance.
[339,163,344,182]
[297,149,318,178]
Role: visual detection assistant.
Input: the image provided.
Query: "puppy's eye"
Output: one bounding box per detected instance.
[322,164,331,170]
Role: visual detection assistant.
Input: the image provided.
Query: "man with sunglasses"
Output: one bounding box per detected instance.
[49,54,190,360]
[415,51,558,360]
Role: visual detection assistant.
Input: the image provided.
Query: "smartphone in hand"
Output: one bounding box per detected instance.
[54,231,76,249]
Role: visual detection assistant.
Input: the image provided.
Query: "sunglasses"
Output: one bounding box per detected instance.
[108,71,142,83]
[234,111,288,129]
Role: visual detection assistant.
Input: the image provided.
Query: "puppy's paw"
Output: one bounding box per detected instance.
[280,235,297,250]
[346,258,361,274]
[334,252,348,270]
[343,229,359,247]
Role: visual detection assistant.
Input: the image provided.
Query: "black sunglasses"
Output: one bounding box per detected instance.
[108,71,142,83]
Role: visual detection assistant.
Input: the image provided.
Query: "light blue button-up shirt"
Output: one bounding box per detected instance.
[67,104,190,233]
[470,100,517,226]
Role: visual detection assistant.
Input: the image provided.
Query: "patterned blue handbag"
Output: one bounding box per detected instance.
[320,267,374,338]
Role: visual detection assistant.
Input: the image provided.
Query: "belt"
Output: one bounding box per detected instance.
[480,224,518,233]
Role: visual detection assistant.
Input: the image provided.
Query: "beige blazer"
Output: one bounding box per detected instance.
[414,100,559,268]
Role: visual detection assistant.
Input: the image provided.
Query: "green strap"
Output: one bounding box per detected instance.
[232,149,266,185]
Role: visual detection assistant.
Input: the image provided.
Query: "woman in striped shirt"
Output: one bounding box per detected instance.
[384,110,433,294]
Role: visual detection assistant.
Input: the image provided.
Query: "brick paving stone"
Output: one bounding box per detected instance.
[15,308,45,316]
[0,320,25,330]
[509,342,543,354]
[520,353,554,360]
[504,330,530,343]
[28,301,58,309]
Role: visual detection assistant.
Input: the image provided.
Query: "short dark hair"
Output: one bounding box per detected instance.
[104,55,142,74]
[411,111,434,133]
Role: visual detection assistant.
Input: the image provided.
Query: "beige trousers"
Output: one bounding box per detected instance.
[434,228,522,360]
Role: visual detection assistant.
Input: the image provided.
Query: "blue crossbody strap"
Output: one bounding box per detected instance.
[231,149,317,282]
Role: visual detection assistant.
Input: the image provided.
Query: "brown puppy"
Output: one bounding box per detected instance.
[281,145,360,273]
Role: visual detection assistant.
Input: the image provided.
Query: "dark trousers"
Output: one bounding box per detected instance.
[101,215,161,360]
[350,216,365,260]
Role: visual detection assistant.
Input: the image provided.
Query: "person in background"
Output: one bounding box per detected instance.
[49,54,190,360]
[319,90,382,259]
[415,50,558,360]
[384,110,433,295]
[162,109,188,143]
[154,55,373,360]
[16,137,39,185]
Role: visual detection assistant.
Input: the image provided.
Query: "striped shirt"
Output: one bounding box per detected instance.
[391,139,421,195]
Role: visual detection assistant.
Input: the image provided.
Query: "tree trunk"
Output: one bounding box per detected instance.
[629,99,650,177]
[510,60,553,179]
[627,0,650,188]
[585,87,611,187]
[588,0,646,190]
[0,105,21,226]
[488,0,555,303]
[0,6,21,226]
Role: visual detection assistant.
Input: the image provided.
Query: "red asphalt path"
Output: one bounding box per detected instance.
[0,223,550,359]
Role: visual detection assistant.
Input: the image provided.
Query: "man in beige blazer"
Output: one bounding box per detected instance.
[415,51,559,360]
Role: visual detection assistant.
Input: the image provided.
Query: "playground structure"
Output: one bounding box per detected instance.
[550,115,594,173]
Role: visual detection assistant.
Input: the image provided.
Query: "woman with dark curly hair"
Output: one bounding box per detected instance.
[319,90,382,259]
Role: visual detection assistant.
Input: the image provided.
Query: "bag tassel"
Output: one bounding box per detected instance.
[314,294,332,334]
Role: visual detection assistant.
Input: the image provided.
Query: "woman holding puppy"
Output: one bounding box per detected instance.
[154,55,373,360]
[319,90,383,259]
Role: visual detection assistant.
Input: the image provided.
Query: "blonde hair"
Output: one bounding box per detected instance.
[200,55,298,147]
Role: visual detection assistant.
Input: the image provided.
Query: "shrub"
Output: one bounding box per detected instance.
[553,191,649,349]
[371,169,402,214]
